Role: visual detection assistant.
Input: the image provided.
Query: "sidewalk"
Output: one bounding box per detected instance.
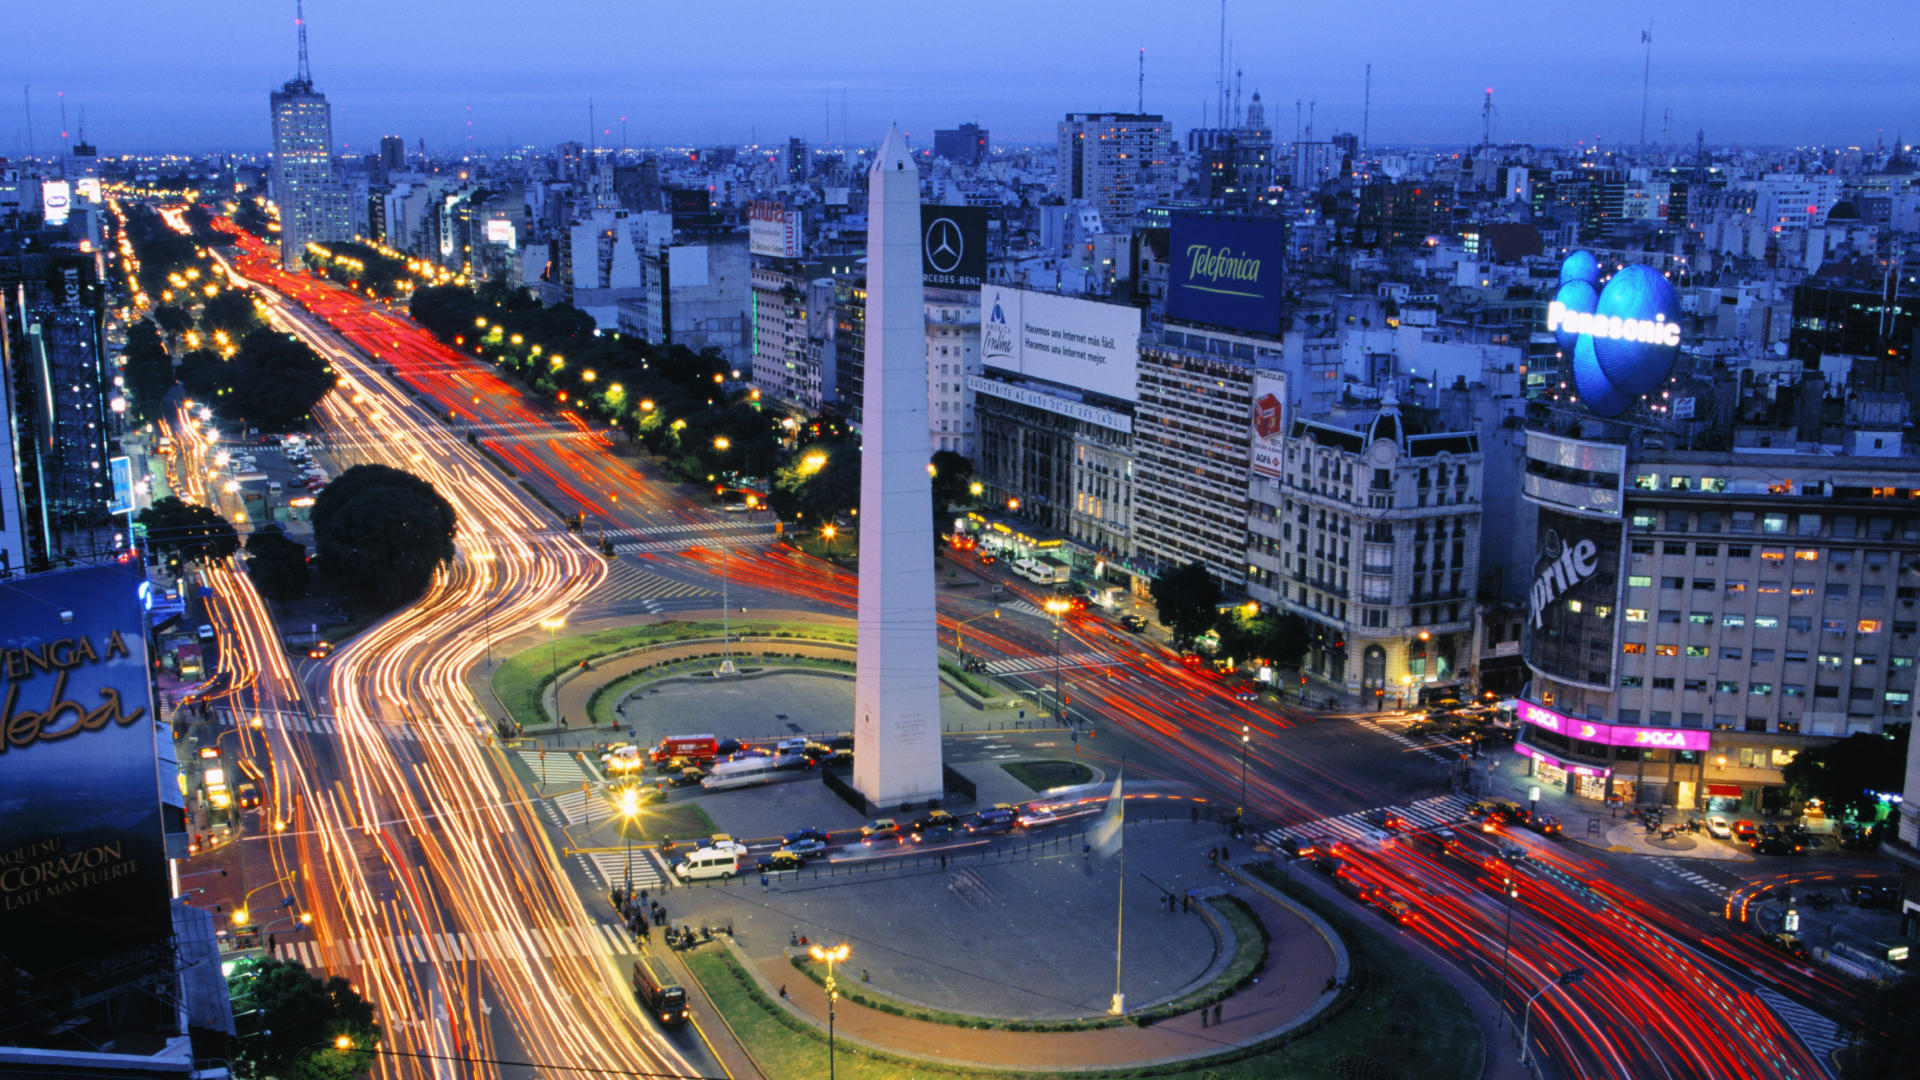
[1477,754,1756,864]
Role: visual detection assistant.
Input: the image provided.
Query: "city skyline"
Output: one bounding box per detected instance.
[2,0,1915,155]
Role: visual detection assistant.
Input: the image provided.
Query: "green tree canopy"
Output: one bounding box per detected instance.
[930,450,975,512]
[1780,725,1910,822]
[183,329,333,432]
[227,955,381,1080]
[122,319,176,424]
[769,435,860,528]
[246,524,311,606]
[138,496,239,566]
[1150,561,1222,648]
[201,289,261,338]
[152,304,195,339]
[1214,607,1312,669]
[312,465,457,609]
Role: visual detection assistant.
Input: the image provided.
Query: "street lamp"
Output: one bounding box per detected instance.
[539,616,566,693]
[1519,967,1587,1066]
[474,551,498,666]
[821,523,836,560]
[618,786,641,898]
[955,607,1000,663]
[1239,725,1251,821]
[1498,876,1519,1025]
[809,942,851,1080]
[1045,598,1072,724]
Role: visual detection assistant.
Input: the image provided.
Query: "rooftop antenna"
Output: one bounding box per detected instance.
[1482,87,1492,151]
[621,115,628,153]
[57,91,68,161]
[1294,99,1301,148]
[1137,47,1144,113]
[1661,106,1671,147]
[22,85,33,166]
[295,0,312,86]
[1638,22,1652,150]
[1307,100,1315,143]
[1234,66,1242,128]
[1362,62,1371,160]
[1217,0,1227,127]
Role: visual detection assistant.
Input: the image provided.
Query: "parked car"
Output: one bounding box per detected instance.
[1842,884,1899,910]
[1837,823,1881,850]
[1118,614,1147,633]
[1750,836,1802,856]
[1732,820,1760,843]
[1705,815,1733,839]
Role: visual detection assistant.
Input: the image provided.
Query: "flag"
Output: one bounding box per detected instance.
[1089,769,1124,856]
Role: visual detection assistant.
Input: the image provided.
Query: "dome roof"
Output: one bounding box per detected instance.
[1826,200,1860,222]
[1367,394,1405,448]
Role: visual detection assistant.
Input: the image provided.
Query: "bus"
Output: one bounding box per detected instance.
[1012,559,1068,586]
[701,757,780,792]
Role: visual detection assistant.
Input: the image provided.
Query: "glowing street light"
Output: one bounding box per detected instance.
[538,617,566,694]
[618,786,642,897]
[809,942,852,1080]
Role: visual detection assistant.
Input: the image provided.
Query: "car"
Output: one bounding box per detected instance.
[236,782,261,810]
[1527,814,1563,837]
[1118,614,1147,633]
[968,806,1018,834]
[669,767,705,787]
[307,641,334,659]
[1312,855,1347,876]
[910,810,958,833]
[1487,801,1528,823]
[1017,805,1063,828]
[860,818,900,842]
[727,748,773,761]
[1732,820,1760,843]
[783,838,828,859]
[1499,843,1529,863]
[825,748,855,767]
[976,551,997,565]
[760,851,806,874]
[1312,835,1350,857]
[911,824,958,844]
[707,833,747,855]
[197,623,217,643]
[1406,722,1441,737]
[784,827,831,846]
[1842,884,1898,910]
[1705,815,1733,839]
[1273,835,1316,859]
[1762,932,1810,960]
[1465,801,1493,818]
[715,738,743,757]
[1428,828,1462,854]
[825,735,855,751]
[1837,823,1881,850]
[1750,836,1802,856]
[1366,809,1406,830]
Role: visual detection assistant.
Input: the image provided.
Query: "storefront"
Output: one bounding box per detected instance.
[1514,699,1711,807]
[1516,742,1612,800]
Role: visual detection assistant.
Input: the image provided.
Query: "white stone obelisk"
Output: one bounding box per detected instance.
[853,126,943,808]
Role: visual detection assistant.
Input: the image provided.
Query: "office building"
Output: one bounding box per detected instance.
[267,16,350,268]
[1056,112,1175,227]
[934,123,989,166]
[786,137,810,184]
[751,253,861,414]
[379,134,405,174]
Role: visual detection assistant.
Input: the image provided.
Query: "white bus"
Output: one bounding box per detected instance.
[700,757,781,792]
[1012,559,1066,586]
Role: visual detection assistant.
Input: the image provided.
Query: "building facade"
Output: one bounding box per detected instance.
[268,79,350,269]
[1056,113,1175,227]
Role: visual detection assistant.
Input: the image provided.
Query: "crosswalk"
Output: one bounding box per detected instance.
[982,650,1115,677]
[513,748,591,789]
[612,532,779,556]
[272,921,644,972]
[1258,793,1473,847]
[218,709,454,745]
[1000,600,1044,617]
[577,849,667,892]
[1648,857,1733,898]
[591,562,714,606]
[1755,987,1844,1070]
[1354,717,1453,763]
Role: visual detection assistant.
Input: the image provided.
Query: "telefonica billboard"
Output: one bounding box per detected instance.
[1549,250,1682,417]
[0,564,171,979]
[1166,212,1286,336]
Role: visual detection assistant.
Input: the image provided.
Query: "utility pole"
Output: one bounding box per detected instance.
[1137,47,1144,114]
[1639,23,1653,150]
[1362,63,1371,161]
[1482,88,1493,151]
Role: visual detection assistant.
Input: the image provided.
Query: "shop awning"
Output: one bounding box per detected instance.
[1705,784,1742,798]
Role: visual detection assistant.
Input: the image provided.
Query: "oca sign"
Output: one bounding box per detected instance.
[1550,251,1682,417]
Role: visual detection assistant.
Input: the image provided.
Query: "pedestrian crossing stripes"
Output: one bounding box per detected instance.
[1354,717,1452,763]
[612,532,779,556]
[1648,857,1733,898]
[513,748,590,789]
[581,521,779,542]
[1258,793,1474,847]
[549,786,620,827]
[982,650,1114,677]
[577,849,667,892]
[1000,600,1043,617]
[590,563,714,605]
[218,710,451,744]
[271,921,643,972]
[1754,987,1844,1070]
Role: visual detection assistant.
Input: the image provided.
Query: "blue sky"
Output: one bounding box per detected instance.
[4,1,1914,155]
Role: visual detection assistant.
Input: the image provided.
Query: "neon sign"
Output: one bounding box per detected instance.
[1517,700,1712,752]
[1547,303,1680,348]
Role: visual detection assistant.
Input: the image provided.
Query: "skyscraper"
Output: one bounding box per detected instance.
[934,123,989,166]
[1056,112,1174,226]
[269,2,349,268]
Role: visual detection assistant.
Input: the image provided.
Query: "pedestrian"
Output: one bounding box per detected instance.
[1200,1008,1209,1028]
[1213,1002,1223,1025]
[779,985,788,1000]
[1182,894,1191,914]
[1325,975,1337,992]
[1220,845,1230,864]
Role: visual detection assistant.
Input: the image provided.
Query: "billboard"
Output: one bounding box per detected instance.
[484,219,517,248]
[41,180,72,226]
[108,455,133,514]
[1550,251,1682,417]
[1249,372,1288,478]
[74,177,102,204]
[1522,509,1623,689]
[1517,701,1712,752]
[0,563,170,979]
[980,286,1140,402]
[921,205,986,289]
[1166,212,1286,335]
[748,201,803,258]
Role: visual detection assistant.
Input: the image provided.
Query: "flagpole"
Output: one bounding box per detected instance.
[1110,758,1126,1015]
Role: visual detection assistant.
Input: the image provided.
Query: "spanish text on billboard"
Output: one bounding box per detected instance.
[0,564,171,979]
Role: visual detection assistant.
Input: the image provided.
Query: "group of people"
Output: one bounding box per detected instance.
[614,886,667,941]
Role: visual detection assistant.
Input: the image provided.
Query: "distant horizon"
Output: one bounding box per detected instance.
[3,1,1914,155]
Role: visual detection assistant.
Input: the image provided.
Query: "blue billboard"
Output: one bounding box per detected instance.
[0,563,171,978]
[1166,213,1286,336]
[1549,251,1683,417]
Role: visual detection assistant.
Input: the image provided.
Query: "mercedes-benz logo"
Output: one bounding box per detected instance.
[924,217,964,273]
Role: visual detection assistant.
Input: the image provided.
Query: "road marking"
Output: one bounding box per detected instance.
[273,921,643,973]
[1754,986,1843,1072]
[1259,793,1473,846]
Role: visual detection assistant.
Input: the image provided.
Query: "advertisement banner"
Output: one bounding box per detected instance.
[921,206,986,289]
[108,455,133,515]
[1521,509,1622,689]
[0,564,169,978]
[1249,372,1288,478]
[1517,701,1712,752]
[484,219,517,249]
[979,286,1140,402]
[41,180,72,227]
[748,201,803,258]
[1167,212,1285,335]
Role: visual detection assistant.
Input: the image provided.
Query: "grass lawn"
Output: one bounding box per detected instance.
[939,660,1001,701]
[587,654,854,726]
[1000,760,1094,792]
[492,619,856,729]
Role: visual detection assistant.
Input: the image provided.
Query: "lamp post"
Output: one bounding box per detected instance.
[955,607,1001,664]
[474,551,497,666]
[539,616,565,697]
[618,786,640,898]
[1498,876,1519,1026]
[1045,597,1072,723]
[809,942,851,1080]
[1239,725,1251,821]
[1519,967,1587,1067]
[821,523,836,561]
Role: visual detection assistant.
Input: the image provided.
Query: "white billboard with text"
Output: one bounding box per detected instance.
[979,286,1140,402]
[1249,372,1288,478]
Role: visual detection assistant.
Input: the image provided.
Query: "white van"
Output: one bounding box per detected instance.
[674,847,740,881]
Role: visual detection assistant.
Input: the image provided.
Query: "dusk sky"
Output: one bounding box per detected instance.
[4,1,1914,156]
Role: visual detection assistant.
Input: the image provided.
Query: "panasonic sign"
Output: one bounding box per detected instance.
[1547,302,1680,348]
[1529,536,1599,629]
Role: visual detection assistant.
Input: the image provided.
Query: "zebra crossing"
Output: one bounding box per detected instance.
[982,650,1115,677]
[1648,857,1733,898]
[513,748,590,789]
[577,848,667,892]
[590,562,713,606]
[1000,600,1044,617]
[1754,987,1844,1071]
[1354,717,1453,763]
[612,531,779,556]
[1258,793,1473,847]
[271,921,644,972]
[218,709,452,744]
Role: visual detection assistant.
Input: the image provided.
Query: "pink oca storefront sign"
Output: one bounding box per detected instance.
[1515,701,1712,752]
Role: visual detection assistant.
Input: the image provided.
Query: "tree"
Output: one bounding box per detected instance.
[311,465,457,609]
[930,449,975,521]
[189,328,334,432]
[769,436,860,528]
[227,955,381,1080]
[201,289,261,338]
[1780,725,1910,822]
[246,524,311,606]
[1150,561,1222,648]
[152,304,194,340]
[1213,608,1310,668]
[138,496,239,567]
[122,319,176,424]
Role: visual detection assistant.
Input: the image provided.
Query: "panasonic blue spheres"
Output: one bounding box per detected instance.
[1551,251,1682,417]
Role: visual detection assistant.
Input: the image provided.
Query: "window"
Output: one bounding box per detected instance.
[1659,610,1682,624]
[1819,653,1844,666]
[1853,656,1878,667]
[1794,549,1819,561]
[1716,680,1740,694]
[1686,645,1711,658]
[1866,550,1890,568]
[1789,585,1816,598]
[1700,477,1727,492]
[1752,648,1775,662]
[1783,685,1806,697]
[1888,692,1912,707]
[1758,581,1783,595]
[1785,650,1808,662]
[1623,643,1646,655]
[1663,541,1688,555]
[1761,548,1786,561]
[1632,540,1655,555]
[1668,475,1691,491]
[1797,514,1821,536]
[1621,675,1644,688]
[1725,580,1748,594]
[1723,648,1743,660]
[1861,586,1885,604]
[1749,683,1773,696]
[1689,613,1712,625]
[1897,621,1919,635]
[1655,644,1679,657]
[1628,575,1653,588]
[1815,685,1840,698]
[1762,514,1787,534]
[1661,576,1684,589]
[1693,579,1716,591]
[1788,617,1811,632]
[1684,679,1708,692]
[1754,616,1780,629]
[1652,677,1675,690]
[1697,544,1720,557]
[1632,473,1659,490]
[1626,608,1649,623]
[1858,619,1883,634]
[1894,656,1916,669]
[1728,546,1752,559]
[1632,512,1657,529]
[1823,619,1846,634]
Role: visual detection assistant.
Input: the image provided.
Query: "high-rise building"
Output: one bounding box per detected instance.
[268,9,349,268]
[786,137,810,184]
[933,123,989,166]
[1056,113,1174,226]
[379,134,406,174]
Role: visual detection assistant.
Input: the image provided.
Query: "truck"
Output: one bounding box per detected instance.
[649,733,720,765]
[632,956,690,1026]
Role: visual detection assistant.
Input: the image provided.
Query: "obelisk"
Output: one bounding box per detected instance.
[852,125,943,808]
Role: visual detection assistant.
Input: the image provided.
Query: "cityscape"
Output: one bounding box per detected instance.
[5,3,1920,1079]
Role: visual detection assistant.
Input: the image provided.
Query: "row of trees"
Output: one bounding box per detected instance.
[305,241,410,299]
[177,327,334,433]
[1149,560,1311,670]
[121,319,177,425]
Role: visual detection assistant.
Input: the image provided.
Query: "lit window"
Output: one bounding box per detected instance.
[1858,620,1883,634]
[1722,614,1745,629]
[1761,548,1786,561]
[1794,549,1819,561]
[1623,643,1646,655]
[1725,580,1748,593]
[1626,609,1648,623]
[1655,644,1679,657]
[1749,683,1772,695]
[1790,586,1816,598]
[1686,645,1710,658]
[1628,575,1652,588]
[1567,599,1583,614]
[1755,616,1780,629]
